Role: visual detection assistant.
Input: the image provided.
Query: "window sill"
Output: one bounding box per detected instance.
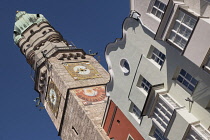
[175,80,194,95]
[137,87,148,96]
[204,66,210,73]
[147,13,161,22]
[129,112,141,123]
[148,136,156,140]
[148,59,162,70]
[167,39,185,53]
[152,118,166,132]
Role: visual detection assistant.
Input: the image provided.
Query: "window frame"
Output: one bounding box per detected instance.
[185,123,210,140]
[120,59,130,75]
[149,125,168,140]
[153,127,167,140]
[167,9,198,51]
[151,47,166,67]
[151,0,167,20]
[141,77,152,93]
[129,102,141,122]
[204,55,210,73]
[176,69,198,94]
[132,104,141,119]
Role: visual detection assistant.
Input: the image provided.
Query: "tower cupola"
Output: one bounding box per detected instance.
[14,11,48,44]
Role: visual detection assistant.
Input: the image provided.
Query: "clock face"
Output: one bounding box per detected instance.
[71,86,106,105]
[73,65,90,75]
[47,80,61,117]
[49,89,57,105]
[63,62,102,80]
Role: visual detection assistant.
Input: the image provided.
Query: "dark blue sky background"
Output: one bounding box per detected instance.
[0,0,129,139]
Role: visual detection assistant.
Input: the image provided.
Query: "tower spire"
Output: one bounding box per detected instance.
[13,11,69,69]
[14,11,48,44]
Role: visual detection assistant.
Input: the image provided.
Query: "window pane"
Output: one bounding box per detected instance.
[183,28,192,39]
[178,11,185,21]
[151,54,156,60]
[174,21,181,31]
[168,11,197,49]
[186,73,192,81]
[169,31,176,41]
[159,3,165,11]
[153,48,158,54]
[180,39,187,48]
[151,8,157,15]
[141,78,151,92]
[156,58,160,63]
[188,84,195,91]
[124,60,130,70]
[183,14,191,26]
[177,69,198,92]
[156,11,162,18]
[178,24,186,35]
[191,78,198,85]
[145,86,149,92]
[152,0,166,19]
[177,76,183,83]
[160,53,165,60]
[174,35,182,44]
[143,78,147,83]
[133,104,141,117]
[189,18,196,28]
[183,80,189,87]
[151,47,165,67]
[159,61,163,66]
[154,0,159,7]
[180,69,186,76]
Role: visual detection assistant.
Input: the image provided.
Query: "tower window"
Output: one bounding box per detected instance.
[26,44,30,48]
[30,30,34,34]
[168,11,197,50]
[177,69,198,93]
[151,0,166,19]
[42,31,47,35]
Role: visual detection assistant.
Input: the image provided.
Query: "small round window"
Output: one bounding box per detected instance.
[120,59,130,75]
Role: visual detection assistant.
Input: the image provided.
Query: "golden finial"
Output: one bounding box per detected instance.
[16,10,19,13]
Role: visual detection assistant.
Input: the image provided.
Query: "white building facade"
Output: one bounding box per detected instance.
[103,0,210,139]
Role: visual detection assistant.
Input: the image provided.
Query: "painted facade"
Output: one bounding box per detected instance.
[104,0,210,140]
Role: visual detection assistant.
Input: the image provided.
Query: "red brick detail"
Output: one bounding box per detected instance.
[104,101,144,140]
[103,100,116,133]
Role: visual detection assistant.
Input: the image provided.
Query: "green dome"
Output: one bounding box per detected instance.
[13,11,48,44]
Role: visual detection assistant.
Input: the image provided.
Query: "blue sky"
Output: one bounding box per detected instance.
[0,0,129,139]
